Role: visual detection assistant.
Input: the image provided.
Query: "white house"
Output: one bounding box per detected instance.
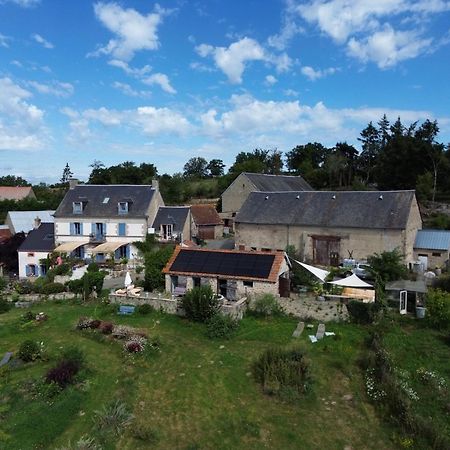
[52,180,163,262]
[18,223,55,278]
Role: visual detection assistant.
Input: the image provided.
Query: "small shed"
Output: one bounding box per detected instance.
[190,204,223,240]
[414,229,450,270]
[163,246,290,300]
[385,279,427,314]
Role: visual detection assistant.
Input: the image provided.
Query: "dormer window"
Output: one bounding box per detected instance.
[118,201,129,215]
[73,201,83,214]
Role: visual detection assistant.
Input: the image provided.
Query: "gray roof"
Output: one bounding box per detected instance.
[54,185,155,218]
[236,190,416,229]
[385,279,427,294]
[152,206,189,233]
[244,172,312,192]
[7,210,55,234]
[18,223,54,252]
[414,229,450,251]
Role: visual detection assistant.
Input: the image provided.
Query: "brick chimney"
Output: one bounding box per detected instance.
[34,216,41,229]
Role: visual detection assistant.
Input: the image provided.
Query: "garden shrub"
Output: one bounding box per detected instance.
[137,303,154,315]
[123,335,147,353]
[367,249,408,282]
[112,325,136,340]
[347,300,378,324]
[249,294,283,317]
[206,313,239,339]
[45,360,79,387]
[99,321,113,334]
[67,279,84,294]
[0,277,7,291]
[14,280,34,294]
[94,400,134,435]
[425,289,450,329]
[181,285,220,322]
[18,340,40,362]
[41,282,66,295]
[433,274,450,293]
[0,297,11,314]
[252,346,310,400]
[20,311,35,323]
[61,346,85,369]
[87,262,99,272]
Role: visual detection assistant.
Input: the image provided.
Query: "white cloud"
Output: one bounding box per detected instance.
[27,80,74,97]
[1,0,40,7]
[31,33,54,49]
[265,75,278,85]
[284,88,299,97]
[90,2,168,61]
[301,65,338,80]
[0,77,46,151]
[195,37,291,84]
[0,33,10,48]
[268,0,305,50]
[133,106,190,135]
[111,81,151,98]
[295,0,450,67]
[142,72,176,94]
[108,59,152,77]
[347,26,432,68]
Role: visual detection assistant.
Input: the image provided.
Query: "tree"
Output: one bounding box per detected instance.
[183,157,208,178]
[60,163,73,184]
[377,114,390,148]
[207,159,225,177]
[358,121,380,184]
[266,149,284,174]
[0,175,30,186]
[181,285,220,322]
[229,148,270,174]
[367,249,408,282]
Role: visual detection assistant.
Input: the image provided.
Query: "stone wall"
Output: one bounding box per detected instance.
[109,292,178,314]
[7,292,77,303]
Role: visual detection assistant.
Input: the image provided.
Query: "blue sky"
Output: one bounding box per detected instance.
[0,0,449,183]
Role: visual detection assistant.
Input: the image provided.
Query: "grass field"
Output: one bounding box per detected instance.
[0,301,446,449]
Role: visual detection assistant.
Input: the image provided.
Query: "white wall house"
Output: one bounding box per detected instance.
[18,223,55,278]
[53,181,163,262]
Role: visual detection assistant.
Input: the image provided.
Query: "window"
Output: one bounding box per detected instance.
[72,201,83,214]
[118,202,129,214]
[73,246,84,259]
[432,252,442,257]
[70,222,82,235]
[243,280,253,287]
[161,224,173,240]
[27,252,35,257]
[118,223,126,236]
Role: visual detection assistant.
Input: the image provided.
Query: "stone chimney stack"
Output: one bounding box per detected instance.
[69,178,79,189]
[151,179,159,191]
[34,216,41,229]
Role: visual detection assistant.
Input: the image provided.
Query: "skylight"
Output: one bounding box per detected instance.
[103,197,110,204]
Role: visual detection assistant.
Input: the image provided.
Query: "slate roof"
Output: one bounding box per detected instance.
[163,246,286,282]
[152,206,190,233]
[236,190,417,230]
[54,185,156,218]
[190,204,223,226]
[18,223,54,252]
[414,229,450,251]
[243,172,312,192]
[7,210,55,234]
[0,186,35,201]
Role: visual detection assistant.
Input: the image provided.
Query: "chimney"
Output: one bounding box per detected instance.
[34,216,41,229]
[69,178,79,189]
[151,179,159,191]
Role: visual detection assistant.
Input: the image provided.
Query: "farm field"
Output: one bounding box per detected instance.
[0,301,448,449]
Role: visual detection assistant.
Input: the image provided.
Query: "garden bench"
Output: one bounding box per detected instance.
[118,305,135,315]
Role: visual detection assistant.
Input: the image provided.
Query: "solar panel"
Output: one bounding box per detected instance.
[170,250,275,279]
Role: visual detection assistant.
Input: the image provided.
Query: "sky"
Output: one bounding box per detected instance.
[0,0,449,183]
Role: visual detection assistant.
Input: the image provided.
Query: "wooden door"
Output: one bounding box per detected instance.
[313,237,340,266]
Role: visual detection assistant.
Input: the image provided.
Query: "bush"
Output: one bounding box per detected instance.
[433,275,450,293]
[18,340,40,362]
[67,279,84,294]
[347,300,379,324]
[41,282,66,295]
[0,277,7,291]
[206,314,239,339]
[0,297,11,314]
[367,249,408,282]
[14,280,34,294]
[425,289,450,329]
[252,346,310,400]
[45,360,79,388]
[94,400,134,435]
[249,294,283,317]
[137,304,154,315]
[61,346,85,369]
[181,285,220,322]
[87,262,99,272]
[99,321,113,334]
[20,310,35,323]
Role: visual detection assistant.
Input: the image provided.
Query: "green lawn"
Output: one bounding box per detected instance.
[0,302,410,449]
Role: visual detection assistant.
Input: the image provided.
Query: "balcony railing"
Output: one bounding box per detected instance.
[89,233,106,243]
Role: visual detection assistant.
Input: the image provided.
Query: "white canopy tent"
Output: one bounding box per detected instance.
[329,273,373,288]
[292,259,330,282]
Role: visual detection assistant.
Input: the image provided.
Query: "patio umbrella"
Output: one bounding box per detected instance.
[124,271,132,288]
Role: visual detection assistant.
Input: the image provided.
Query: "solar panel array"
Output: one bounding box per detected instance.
[170,250,276,279]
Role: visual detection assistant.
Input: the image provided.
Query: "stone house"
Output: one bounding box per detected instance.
[163,246,291,300]
[220,172,312,229]
[0,186,36,201]
[414,229,450,270]
[190,204,223,240]
[235,190,422,266]
[53,180,163,262]
[151,206,195,243]
[18,222,54,278]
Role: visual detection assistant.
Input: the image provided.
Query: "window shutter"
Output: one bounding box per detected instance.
[118,223,126,236]
[25,265,31,276]
[91,223,96,235]
[80,223,83,235]
[70,223,74,235]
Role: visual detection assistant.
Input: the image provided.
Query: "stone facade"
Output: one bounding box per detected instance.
[222,173,258,214]
[236,196,422,265]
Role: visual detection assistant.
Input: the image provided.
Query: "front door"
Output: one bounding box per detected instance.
[313,237,340,266]
[399,290,407,314]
